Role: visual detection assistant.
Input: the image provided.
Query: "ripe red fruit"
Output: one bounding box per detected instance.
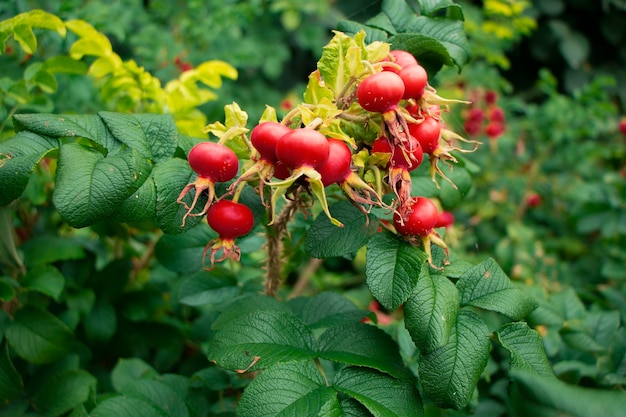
[398,64,428,100]
[276,128,330,170]
[485,122,505,139]
[408,116,441,155]
[489,107,505,123]
[207,200,254,240]
[250,121,292,163]
[619,118,626,135]
[485,90,498,105]
[467,107,485,122]
[372,135,423,172]
[357,71,405,113]
[526,193,542,208]
[204,199,255,269]
[178,142,239,226]
[393,196,439,237]
[435,211,455,228]
[188,142,238,182]
[384,50,419,73]
[317,139,353,186]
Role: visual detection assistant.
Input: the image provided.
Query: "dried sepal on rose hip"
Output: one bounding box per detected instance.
[392,196,449,269]
[177,141,239,227]
[203,199,255,270]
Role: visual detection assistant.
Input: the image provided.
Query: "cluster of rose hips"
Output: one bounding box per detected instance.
[463,89,506,140]
[177,41,478,269]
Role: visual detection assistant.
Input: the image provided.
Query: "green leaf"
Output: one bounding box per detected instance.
[0,277,17,302]
[12,113,120,152]
[20,235,85,266]
[111,358,159,392]
[154,223,213,273]
[5,306,74,364]
[404,268,459,354]
[98,112,178,163]
[317,31,368,101]
[42,56,89,75]
[419,310,490,410]
[153,158,207,234]
[287,292,369,329]
[237,360,337,417]
[0,342,23,404]
[334,366,424,417]
[21,264,65,301]
[89,397,167,417]
[118,379,189,417]
[210,294,290,330]
[456,258,538,320]
[83,301,117,343]
[365,232,428,311]
[0,10,65,53]
[510,369,626,417]
[318,322,407,378]
[496,322,555,378]
[113,176,157,223]
[305,201,379,258]
[53,144,151,228]
[0,131,58,206]
[177,269,240,307]
[32,369,97,417]
[205,309,318,373]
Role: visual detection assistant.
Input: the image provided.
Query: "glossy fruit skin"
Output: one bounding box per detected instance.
[250,121,292,163]
[317,139,353,186]
[385,50,418,73]
[276,128,330,170]
[398,64,428,100]
[408,116,441,155]
[188,142,239,182]
[435,211,455,228]
[372,136,423,171]
[357,72,405,113]
[206,200,254,240]
[393,196,439,237]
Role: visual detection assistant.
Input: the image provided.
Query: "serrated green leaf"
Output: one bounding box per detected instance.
[237,360,336,417]
[305,201,379,258]
[336,20,390,43]
[0,131,58,206]
[12,113,120,152]
[89,396,167,417]
[21,264,65,301]
[418,0,464,20]
[205,309,318,373]
[111,358,159,392]
[98,112,178,163]
[177,269,240,307]
[0,342,23,404]
[456,258,538,320]
[287,292,369,329]
[154,223,213,273]
[318,322,407,378]
[366,232,428,311]
[419,310,490,410]
[5,306,74,364]
[334,366,424,417]
[404,268,459,354]
[119,379,189,417]
[153,158,206,234]
[32,369,97,417]
[210,294,289,330]
[437,165,472,209]
[53,144,151,228]
[496,322,554,378]
[113,175,157,223]
[510,369,626,417]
